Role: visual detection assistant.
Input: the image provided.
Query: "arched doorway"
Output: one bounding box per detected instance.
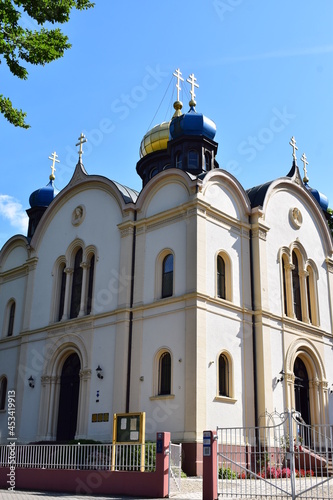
[294,356,311,425]
[56,353,81,441]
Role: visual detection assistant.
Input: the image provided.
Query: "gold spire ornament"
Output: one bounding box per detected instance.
[48,151,59,181]
[301,153,309,183]
[289,136,298,164]
[173,68,184,117]
[186,73,199,107]
[76,132,87,161]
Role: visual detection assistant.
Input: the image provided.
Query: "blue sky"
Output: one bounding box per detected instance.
[1,1,333,248]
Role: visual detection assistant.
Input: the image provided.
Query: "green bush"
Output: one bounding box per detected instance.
[219,466,237,479]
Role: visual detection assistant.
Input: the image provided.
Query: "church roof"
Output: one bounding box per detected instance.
[112,181,139,204]
[246,180,272,208]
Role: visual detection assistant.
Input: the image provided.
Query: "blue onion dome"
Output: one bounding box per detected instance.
[305,184,329,211]
[29,179,56,208]
[139,121,170,158]
[169,104,217,141]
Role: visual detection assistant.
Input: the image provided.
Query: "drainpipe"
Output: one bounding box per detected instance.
[249,228,259,427]
[126,210,137,413]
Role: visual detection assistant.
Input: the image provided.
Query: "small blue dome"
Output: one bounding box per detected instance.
[169,106,216,141]
[29,180,55,208]
[305,184,329,211]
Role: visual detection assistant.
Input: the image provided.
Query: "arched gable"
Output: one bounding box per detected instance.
[136,169,194,219]
[201,169,251,223]
[0,235,29,272]
[261,178,333,257]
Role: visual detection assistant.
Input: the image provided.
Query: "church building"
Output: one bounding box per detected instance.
[0,71,333,475]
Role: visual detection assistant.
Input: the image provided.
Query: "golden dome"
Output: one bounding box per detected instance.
[139,121,170,158]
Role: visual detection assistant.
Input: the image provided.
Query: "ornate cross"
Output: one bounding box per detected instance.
[48,151,60,180]
[187,73,199,105]
[301,152,309,183]
[173,68,184,102]
[289,136,298,162]
[76,132,87,161]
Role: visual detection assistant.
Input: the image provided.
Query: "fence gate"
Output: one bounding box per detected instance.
[168,442,182,496]
[217,410,333,499]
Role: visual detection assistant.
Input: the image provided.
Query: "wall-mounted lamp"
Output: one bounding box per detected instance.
[28,376,35,388]
[330,384,333,395]
[96,365,104,379]
[140,376,144,381]
[277,370,285,383]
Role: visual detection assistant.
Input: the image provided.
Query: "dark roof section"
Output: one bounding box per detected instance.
[246,180,273,208]
[112,180,139,204]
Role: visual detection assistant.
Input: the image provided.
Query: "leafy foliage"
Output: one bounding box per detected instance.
[0,0,94,128]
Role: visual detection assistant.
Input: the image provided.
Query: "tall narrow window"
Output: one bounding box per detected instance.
[58,264,66,321]
[219,354,229,397]
[204,152,211,172]
[282,257,288,316]
[176,153,182,169]
[158,352,171,395]
[7,302,15,337]
[87,254,95,315]
[70,248,83,319]
[306,274,312,324]
[162,254,173,298]
[188,150,199,170]
[217,256,226,299]
[0,377,7,410]
[292,252,302,320]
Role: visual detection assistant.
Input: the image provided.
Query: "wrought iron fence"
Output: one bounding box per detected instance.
[217,410,333,499]
[0,442,156,472]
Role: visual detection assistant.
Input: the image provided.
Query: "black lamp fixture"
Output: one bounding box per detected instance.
[277,370,285,383]
[96,365,104,379]
[28,376,35,388]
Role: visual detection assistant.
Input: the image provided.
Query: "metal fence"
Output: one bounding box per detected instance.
[0,442,156,472]
[168,442,182,494]
[217,410,333,499]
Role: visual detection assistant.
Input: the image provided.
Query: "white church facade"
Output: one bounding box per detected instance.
[1,72,333,475]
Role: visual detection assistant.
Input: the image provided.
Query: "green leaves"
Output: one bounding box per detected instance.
[0,0,94,128]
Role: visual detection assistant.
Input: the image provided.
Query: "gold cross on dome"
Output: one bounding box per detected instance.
[173,68,184,102]
[289,136,298,162]
[187,73,199,105]
[48,151,60,180]
[76,132,87,161]
[301,152,309,183]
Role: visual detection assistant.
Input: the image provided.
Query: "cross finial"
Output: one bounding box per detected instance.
[186,73,199,107]
[301,153,309,183]
[76,132,87,161]
[289,136,298,163]
[48,151,60,181]
[173,68,184,102]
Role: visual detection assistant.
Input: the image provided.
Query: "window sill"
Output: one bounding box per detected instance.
[150,394,175,401]
[214,396,237,404]
[0,409,6,413]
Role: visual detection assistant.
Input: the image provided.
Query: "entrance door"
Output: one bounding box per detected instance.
[56,353,80,441]
[294,356,311,425]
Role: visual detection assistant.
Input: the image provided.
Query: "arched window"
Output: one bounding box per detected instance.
[150,167,159,179]
[162,254,173,298]
[0,377,7,410]
[292,251,302,320]
[218,353,229,397]
[306,265,319,326]
[86,254,95,315]
[204,152,211,172]
[188,150,199,170]
[158,351,171,395]
[176,153,182,169]
[217,255,226,299]
[58,264,66,321]
[7,302,15,337]
[70,248,83,319]
[282,256,288,316]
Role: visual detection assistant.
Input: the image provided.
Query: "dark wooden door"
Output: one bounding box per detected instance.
[56,353,80,441]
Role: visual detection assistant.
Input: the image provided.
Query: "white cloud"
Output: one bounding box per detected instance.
[205,45,333,66]
[0,194,28,234]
